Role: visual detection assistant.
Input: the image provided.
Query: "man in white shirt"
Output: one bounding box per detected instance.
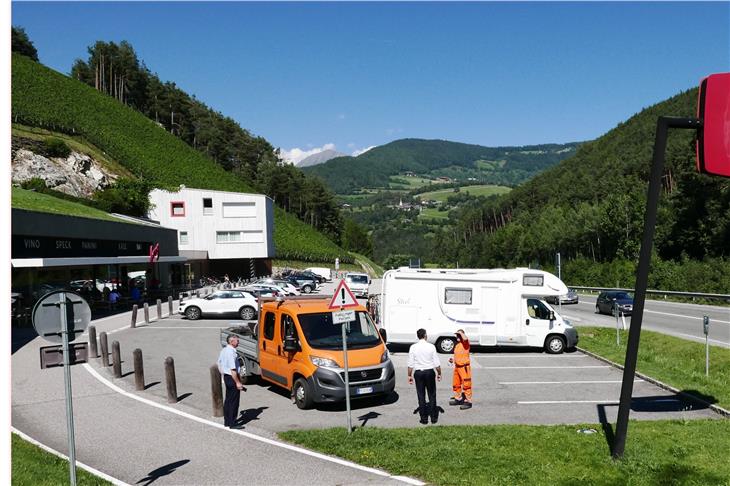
[218,335,246,428]
[407,328,442,424]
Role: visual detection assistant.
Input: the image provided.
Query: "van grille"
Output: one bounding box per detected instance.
[341,368,382,383]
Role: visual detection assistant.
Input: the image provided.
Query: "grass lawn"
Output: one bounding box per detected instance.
[281,420,730,486]
[578,327,730,410]
[419,207,451,220]
[12,433,111,485]
[388,176,434,190]
[11,187,128,223]
[418,184,511,202]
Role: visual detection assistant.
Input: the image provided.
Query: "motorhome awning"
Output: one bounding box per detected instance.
[11,255,187,268]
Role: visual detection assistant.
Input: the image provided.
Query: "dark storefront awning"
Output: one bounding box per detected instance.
[11,255,187,268]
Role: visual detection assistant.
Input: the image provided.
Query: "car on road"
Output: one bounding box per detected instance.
[546,289,579,305]
[179,289,258,320]
[345,272,370,298]
[284,274,319,294]
[595,291,634,316]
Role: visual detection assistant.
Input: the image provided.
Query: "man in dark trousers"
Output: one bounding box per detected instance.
[407,328,442,424]
[217,335,246,428]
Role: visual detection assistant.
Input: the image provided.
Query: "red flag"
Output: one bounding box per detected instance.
[149,243,160,263]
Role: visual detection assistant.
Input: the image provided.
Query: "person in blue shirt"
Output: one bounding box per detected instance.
[217,335,246,427]
[130,285,141,304]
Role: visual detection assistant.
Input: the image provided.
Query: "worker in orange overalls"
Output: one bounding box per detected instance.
[449,329,472,409]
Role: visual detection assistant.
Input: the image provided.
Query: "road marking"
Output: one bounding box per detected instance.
[644,309,730,325]
[137,326,223,330]
[481,366,610,369]
[11,426,130,486]
[473,354,587,358]
[519,400,619,404]
[500,380,643,385]
[82,364,424,485]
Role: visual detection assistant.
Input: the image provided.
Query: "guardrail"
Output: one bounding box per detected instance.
[570,286,730,302]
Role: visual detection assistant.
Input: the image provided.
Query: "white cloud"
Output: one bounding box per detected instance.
[280,143,337,165]
[352,145,375,157]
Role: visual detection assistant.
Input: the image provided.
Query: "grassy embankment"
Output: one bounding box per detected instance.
[281,328,730,485]
[12,186,129,223]
[11,53,348,263]
[12,433,111,486]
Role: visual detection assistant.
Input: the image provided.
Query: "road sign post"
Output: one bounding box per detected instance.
[32,291,90,486]
[328,280,359,434]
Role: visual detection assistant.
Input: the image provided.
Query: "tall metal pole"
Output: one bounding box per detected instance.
[613,117,700,459]
[60,292,77,486]
[341,306,352,433]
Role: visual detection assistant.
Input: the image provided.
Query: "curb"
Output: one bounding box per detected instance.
[576,346,730,418]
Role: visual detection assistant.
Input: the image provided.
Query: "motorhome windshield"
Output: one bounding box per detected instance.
[347,275,368,284]
[298,311,380,350]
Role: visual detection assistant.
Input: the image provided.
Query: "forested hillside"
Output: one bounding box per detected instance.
[432,88,730,291]
[11,53,350,263]
[304,138,580,193]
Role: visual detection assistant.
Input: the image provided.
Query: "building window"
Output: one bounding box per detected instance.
[444,288,472,305]
[171,201,185,217]
[222,201,256,218]
[216,231,243,243]
[179,231,188,245]
[203,198,213,215]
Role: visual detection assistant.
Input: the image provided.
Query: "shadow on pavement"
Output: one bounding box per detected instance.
[237,406,268,425]
[136,459,190,485]
[316,391,400,412]
[177,392,193,402]
[144,381,161,390]
[356,411,381,428]
[12,328,38,354]
[631,391,715,412]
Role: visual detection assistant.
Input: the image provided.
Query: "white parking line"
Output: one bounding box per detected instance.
[519,400,619,404]
[138,326,223,330]
[473,354,588,359]
[500,380,643,385]
[481,366,610,370]
[82,364,424,485]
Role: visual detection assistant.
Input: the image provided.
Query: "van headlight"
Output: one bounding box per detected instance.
[380,350,389,363]
[310,356,339,368]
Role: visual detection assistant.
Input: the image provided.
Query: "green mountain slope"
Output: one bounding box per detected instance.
[439,88,730,271]
[303,138,581,193]
[11,53,347,262]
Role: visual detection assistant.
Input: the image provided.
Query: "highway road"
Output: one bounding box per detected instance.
[556,294,730,348]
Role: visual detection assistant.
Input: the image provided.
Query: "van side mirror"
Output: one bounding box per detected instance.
[379,328,387,343]
[697,73,730,178]
[549,311,555,321]
[283,335,298,352]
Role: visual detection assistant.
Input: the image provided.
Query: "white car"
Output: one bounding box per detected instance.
[179,290,258,321]
[243,283,291,296]
[255,278,301,295]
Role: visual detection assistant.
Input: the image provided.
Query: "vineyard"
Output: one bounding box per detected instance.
[11,53,349,263]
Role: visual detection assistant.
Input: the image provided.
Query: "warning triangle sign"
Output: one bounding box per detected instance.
[328,279,360,309]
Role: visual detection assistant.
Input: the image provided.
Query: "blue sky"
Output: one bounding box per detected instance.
[12,1,730,163]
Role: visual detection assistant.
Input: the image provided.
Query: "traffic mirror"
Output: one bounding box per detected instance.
[697,73,730,177]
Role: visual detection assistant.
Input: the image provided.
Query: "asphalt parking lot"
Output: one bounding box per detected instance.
[90,302,718,436]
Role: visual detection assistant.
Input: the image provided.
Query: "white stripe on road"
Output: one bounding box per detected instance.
[644,309,730,325]
[473,354,588,359]
[500,380,644,385]
[137,326,223,330]
[482,366,610,370]
[519,400,619,404]
[82,364,424,485]
[11,427,130,486]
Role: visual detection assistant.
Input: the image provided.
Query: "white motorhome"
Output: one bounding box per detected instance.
[379,267,578,354]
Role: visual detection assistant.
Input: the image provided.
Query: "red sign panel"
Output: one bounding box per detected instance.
[697,73,730,178]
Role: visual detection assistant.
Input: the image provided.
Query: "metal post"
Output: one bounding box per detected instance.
[99,332,109,367]
[156,299,162,319]
[341,309,352,433]
[210,365,224,417]
[613,116,701,459]
[112,341,122,378]
[88,325,98,358]
[616,310,620,346]
[130,304,138,329]
[133,348,144,391]
[168,296,173,317]
[704,316,710,376]
[165,357,178,403]
[59,293,77,486]
[144,303,150,324]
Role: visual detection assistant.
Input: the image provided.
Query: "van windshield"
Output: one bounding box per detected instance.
[347,275,368,284]
[298,311,381,350]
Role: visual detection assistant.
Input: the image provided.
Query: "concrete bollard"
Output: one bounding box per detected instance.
[144,303,150,324]
[133,348,144,391]
[130,304,138,329]
[156,299,162,319]
[210,365,224,417]
[112,341,122,378]
[88,325,98,358]
[165,357,178,403]
[168,296,173,317]
[99,332,109,367]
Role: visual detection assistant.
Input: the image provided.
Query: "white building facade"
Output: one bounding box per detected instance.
[148,187,274,279]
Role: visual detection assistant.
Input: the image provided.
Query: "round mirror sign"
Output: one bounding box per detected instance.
[32,291,91,344]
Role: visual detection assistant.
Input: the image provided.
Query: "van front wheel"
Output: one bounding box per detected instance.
[436,337,457,354]
[293,378,314,409]
[545,335,566,354]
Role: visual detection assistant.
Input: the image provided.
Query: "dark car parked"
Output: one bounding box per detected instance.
[595,291,634,316]
[284,274,319,294]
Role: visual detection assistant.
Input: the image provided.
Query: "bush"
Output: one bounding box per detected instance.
[43,137,71,158]
[92,178,151,217]
[20,177,47,191]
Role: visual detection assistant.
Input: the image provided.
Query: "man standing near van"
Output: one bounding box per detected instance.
[449,329,472,409]
[218,335,245,428]
[407,329,442,424]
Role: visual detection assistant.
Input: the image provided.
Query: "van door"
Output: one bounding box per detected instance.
[275,313,301,389]
[260,311,288,387]
[522,298,553,347]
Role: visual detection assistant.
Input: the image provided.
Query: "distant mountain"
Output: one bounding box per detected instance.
[297,149,347,168]
[302,138,581,194]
